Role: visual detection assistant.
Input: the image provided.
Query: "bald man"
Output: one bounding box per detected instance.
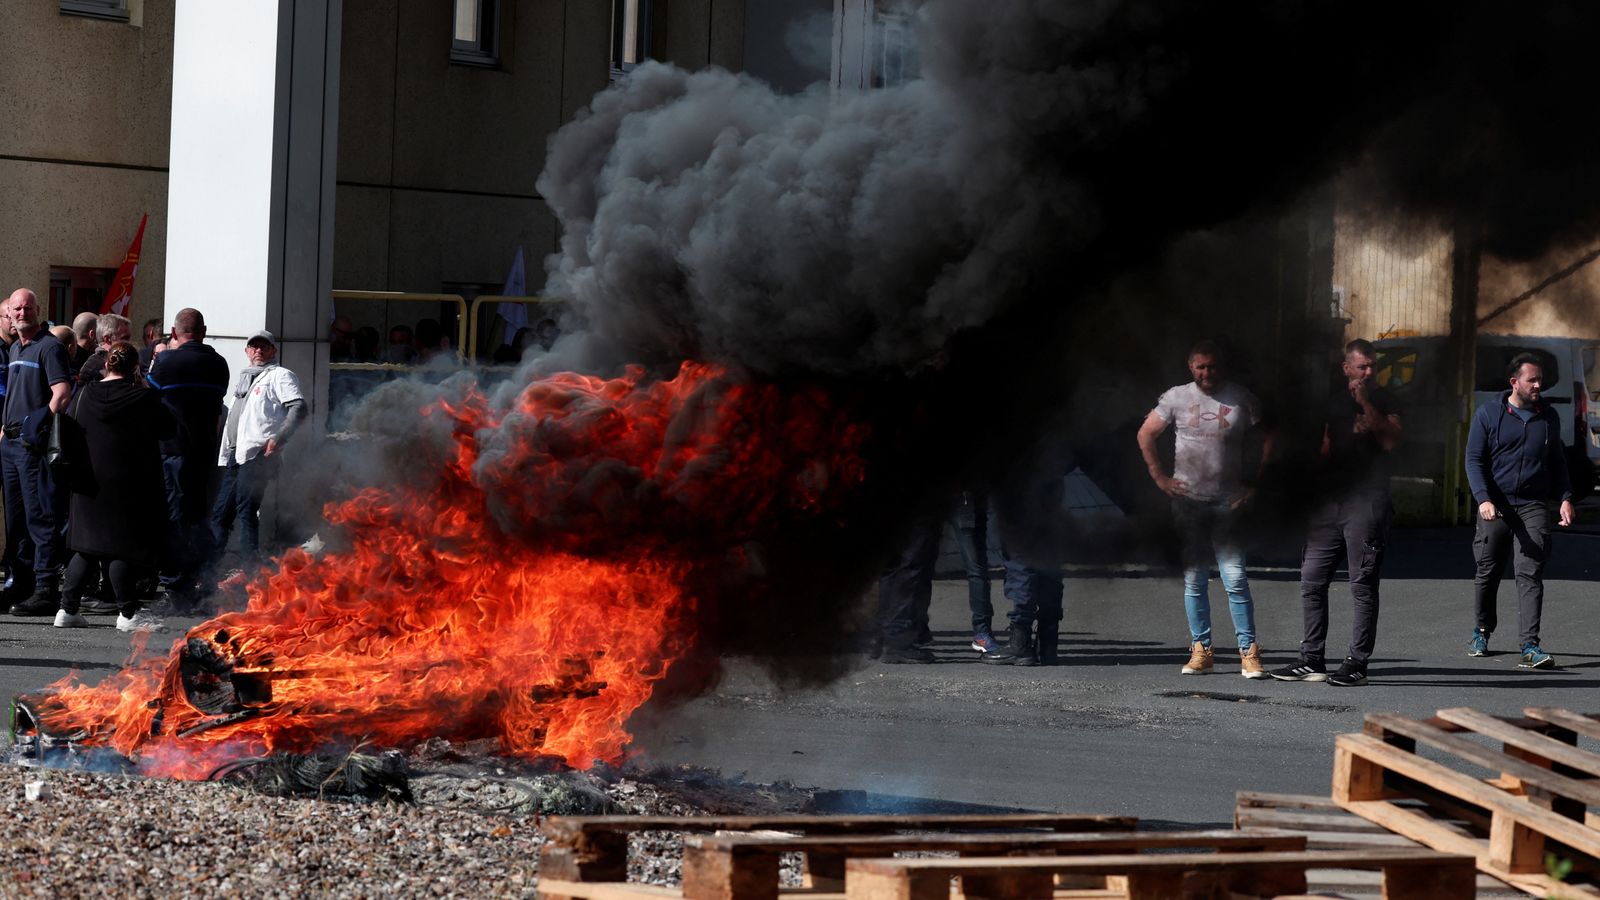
[1,290,73,621]
[147,307,229,611]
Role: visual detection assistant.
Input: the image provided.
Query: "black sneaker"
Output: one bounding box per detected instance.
[881,645,935,664]
[1269,660,1327,682]
[10,583,61,617]
[1327,658,1368,687]
[79,597,122,616]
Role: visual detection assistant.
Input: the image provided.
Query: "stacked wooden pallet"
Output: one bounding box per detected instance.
[1332,706,1600,899]
[536,810,1470,899]
[1235,791,1523,896]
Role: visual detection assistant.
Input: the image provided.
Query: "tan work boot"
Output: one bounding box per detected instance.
[1240,642,1266,679]
[1180,641,1213,675]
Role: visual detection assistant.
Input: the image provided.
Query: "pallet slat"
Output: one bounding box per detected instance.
[842,849,1473,900]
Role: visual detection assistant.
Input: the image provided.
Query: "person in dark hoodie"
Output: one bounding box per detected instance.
[55,342,174,631]
[1464,353,1575,668]
[146,307,229,611]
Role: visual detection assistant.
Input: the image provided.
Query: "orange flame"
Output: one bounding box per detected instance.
[35,362,868,778]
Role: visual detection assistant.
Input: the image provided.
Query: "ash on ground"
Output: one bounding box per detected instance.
[0,739,819,897]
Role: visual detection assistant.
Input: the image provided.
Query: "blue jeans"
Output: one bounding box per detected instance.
[1174,498,1255,650]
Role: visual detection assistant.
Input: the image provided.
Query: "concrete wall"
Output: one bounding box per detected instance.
[332,0,610,310]
[0,0,173,327]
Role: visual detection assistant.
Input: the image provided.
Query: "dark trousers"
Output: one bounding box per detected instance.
[161,452,216,590]
[1473,501,1552,647]
[1002,552,1063,627]
[1298,492,1393,666]
[951,493,993,633]
[212,454,280,569]
[1,439,61,590]
[879,494,996,647]
[878,513,940,651]
[63,553,145,617]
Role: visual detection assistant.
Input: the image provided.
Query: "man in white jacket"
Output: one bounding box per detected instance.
[212,330,307,571]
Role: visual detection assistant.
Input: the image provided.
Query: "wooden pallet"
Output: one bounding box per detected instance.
[1332,706,1600,899]
[1236,791,1526,896]
[538,812,1135,898]
[841,847,1474,899]
[536,823,1477,900]
[675,828,1304,899]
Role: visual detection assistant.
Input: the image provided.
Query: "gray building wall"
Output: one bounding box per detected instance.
[334,0,749,306]
[743,0,831,93]
[0,0,174,328]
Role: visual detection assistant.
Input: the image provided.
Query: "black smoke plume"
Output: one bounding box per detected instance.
[325,1,1600,682]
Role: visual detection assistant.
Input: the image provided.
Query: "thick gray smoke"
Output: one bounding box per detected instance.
[538,67,1005,377]
[539,1,1600,384]
[302,0,1600,680]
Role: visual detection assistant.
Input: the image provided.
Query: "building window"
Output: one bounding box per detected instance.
[452,0,499,67]
[48,267,112,326]
[60,0,129,22]
[871,10,919,88]
[611,0,652,79]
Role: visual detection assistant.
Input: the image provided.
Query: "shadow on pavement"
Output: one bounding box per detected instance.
[0,657,120,671]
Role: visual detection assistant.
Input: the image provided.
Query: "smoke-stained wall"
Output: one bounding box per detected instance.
[1335,217,1600,342]
[1335,215,1454,341]
[1479,243,1600,338]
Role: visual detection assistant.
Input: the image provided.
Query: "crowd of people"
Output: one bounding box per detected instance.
[0,288,306,631]
[878,338,1577,683]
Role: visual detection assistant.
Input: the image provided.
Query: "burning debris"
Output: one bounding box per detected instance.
[22,0,1600,789]
[25,363,868,778]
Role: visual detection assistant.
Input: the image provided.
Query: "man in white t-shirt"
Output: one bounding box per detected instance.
[211,330,307,572]
[1136,340,1275,678]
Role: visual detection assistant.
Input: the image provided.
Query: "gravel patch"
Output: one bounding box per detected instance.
[0,758,818,897]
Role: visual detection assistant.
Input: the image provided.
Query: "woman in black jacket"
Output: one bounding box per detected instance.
[56,341,174,631]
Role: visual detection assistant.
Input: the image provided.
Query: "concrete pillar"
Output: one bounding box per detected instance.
[165,0,342,541]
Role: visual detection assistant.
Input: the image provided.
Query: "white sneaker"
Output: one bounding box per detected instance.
[53,610,88,628]
[116,610,165,633]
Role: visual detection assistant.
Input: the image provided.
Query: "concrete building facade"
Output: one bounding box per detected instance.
[0,0,174,331]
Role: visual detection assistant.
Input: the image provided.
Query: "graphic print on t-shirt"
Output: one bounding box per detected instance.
[1155,382,1258,502]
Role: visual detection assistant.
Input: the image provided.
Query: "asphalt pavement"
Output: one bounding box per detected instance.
[630,526,1600,826]
[2,527,1596,829]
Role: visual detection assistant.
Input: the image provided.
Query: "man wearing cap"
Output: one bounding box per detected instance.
[147,307,229,610]
[212,330,306,572]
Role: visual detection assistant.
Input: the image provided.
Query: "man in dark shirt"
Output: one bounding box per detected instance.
[147,307,229,610]
[1463,354,1575,668]
[1,289,73,620]
[1273,338,1402,687]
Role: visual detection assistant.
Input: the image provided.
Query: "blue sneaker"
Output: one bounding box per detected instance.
[1467,630,1489,657]
[1519,643,1555,669]
[970,632,1001,653]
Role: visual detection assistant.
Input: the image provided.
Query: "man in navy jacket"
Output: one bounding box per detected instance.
[1464,353,1575,668]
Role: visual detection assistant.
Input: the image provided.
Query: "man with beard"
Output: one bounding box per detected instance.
[1273,339,1401,687]
[1464,354,1574,668]
[1137,340,1274,678]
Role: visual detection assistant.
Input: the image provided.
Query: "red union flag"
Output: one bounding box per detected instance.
[99,213,148,317]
